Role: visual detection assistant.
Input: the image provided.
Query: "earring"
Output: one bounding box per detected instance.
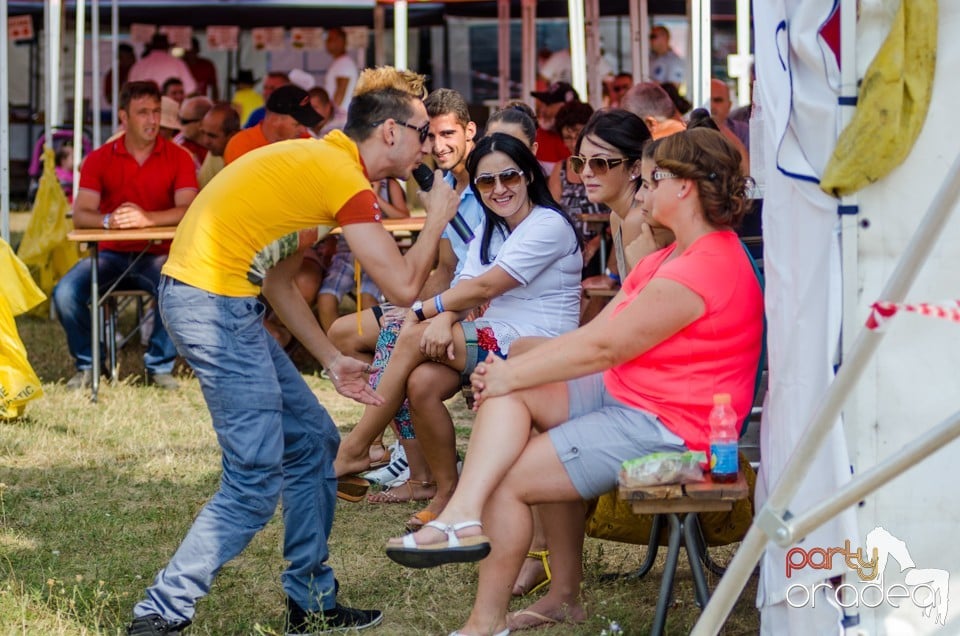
[629,174,638,181]
[677,192,683,198]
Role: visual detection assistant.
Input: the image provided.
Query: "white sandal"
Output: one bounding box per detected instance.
[386,520,491,569]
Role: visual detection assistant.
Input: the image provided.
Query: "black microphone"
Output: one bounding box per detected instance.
[413,164,474,243]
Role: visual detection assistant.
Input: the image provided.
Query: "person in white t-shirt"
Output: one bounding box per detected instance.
[333,133,582,520]
[325,27,359,109]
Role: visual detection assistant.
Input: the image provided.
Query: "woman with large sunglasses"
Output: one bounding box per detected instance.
[334,132,582,519]
[385,128,763,636]
[573,110,673,322]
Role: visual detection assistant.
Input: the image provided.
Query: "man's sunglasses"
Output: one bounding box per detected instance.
[474,168,524,193]
[569,155,628,175]
[372,118,430,144]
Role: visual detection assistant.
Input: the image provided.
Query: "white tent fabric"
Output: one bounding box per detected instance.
[752,0,858,627]
[850,1,960,632]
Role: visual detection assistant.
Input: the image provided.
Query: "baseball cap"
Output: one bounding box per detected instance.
[530,82,580,105]
[267,84,322,127]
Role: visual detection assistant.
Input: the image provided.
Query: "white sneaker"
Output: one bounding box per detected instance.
[364,442,409,487]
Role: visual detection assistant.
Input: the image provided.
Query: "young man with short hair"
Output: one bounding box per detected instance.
[125,67,459,636]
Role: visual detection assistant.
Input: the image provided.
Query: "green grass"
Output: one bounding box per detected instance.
[2,308,760,635]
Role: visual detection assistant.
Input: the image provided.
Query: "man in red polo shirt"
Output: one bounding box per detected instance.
[53,81,198,391]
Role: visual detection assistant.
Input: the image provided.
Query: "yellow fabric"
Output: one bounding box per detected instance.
[16,147,80,316]
[584,454,756,548]
[0,239,45,419]
[198,153,225,189]
[820,0,938,197]
[232,87,264,126]
[163,131,372,297]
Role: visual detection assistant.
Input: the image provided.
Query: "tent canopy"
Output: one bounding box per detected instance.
[6,0,735,29]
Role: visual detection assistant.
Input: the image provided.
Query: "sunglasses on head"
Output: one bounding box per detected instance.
[371,118,431,144]
[569,155,628,175]
[474,168,524,192]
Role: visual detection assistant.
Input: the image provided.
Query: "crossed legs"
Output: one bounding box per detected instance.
[388,381,587,636]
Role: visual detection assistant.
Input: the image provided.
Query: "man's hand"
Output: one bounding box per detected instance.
[110,202,152,229]
[418,169,459,225]
[327,353,384,406]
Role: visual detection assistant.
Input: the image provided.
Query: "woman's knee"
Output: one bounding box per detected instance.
[407,363,459,406]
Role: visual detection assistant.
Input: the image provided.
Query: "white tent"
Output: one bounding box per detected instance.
[694,0,960,634]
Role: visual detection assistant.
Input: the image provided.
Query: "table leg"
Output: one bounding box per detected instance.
[650,513,682,636]
[90,243,100,403]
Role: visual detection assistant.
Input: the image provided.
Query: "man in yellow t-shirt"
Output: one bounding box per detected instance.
[126,67,459,636]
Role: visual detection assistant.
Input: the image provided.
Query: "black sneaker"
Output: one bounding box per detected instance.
[286,597,383,634]
[126,613,190,635]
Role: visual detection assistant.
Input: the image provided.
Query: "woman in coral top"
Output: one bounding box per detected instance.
[385,128,764,636]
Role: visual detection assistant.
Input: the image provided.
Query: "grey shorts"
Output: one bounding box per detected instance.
[547,373,687,499]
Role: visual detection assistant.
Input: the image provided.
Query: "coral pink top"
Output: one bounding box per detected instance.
[603,230,763,452]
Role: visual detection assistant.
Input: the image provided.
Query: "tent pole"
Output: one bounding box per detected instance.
[373,3,385,67]
[628,0,648,81]
[584,0,601,108]
[733,0,751,106]
[566,0,586,102]
[394,0,407,70]
[1,0,10,242]
[521,0,536,107]
[691,149,960,635]
[91,0,101,145]
[73,0,86,199]
[497,0,509,105]
[111,0,118,128]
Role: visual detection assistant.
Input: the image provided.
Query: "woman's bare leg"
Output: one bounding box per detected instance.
[508,502,588,629]
[335,320,469,477]
[460,429,584,635]
[328,308,382,363]
[512,505,549,596]
[407,361,463,518]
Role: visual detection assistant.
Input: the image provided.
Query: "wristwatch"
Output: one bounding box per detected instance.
[411,300,426,322]
[102,214,112,230]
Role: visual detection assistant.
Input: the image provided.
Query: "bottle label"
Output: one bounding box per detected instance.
[710,441,739,476]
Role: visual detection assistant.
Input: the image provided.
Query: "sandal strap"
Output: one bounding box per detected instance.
[421,520,484,548]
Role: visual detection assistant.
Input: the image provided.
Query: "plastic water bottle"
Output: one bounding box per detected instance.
[708,393,739,483]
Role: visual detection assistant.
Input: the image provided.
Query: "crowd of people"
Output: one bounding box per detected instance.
[52,25,762,636]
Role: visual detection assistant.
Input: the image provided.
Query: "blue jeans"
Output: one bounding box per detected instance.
[51,249,177,374]
[133,276,341,623]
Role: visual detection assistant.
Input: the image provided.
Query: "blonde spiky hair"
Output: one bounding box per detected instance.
[354,66,428,100]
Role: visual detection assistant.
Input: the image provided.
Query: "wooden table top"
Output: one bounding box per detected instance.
[67,226,178,242]
[68,217,426,244]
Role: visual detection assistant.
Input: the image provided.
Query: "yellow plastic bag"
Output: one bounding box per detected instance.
[1,239,46,418]
[585,453,756,548]
[16,147,80,316]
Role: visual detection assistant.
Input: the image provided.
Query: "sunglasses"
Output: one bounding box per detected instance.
[569,155,628,175]
[474,168,524,192]
[179,117,201,125]
[371,118,431,144]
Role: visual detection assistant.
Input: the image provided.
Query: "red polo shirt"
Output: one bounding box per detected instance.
[79,134,198,254]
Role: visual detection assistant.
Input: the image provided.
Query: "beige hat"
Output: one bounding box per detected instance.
[160,96,181,131]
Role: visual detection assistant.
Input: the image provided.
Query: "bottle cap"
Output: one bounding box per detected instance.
[713,393,732,405]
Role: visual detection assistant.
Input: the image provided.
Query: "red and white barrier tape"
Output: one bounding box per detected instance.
[865,300,960,330]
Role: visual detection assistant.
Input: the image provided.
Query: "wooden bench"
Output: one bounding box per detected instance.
[618,471,750,636]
